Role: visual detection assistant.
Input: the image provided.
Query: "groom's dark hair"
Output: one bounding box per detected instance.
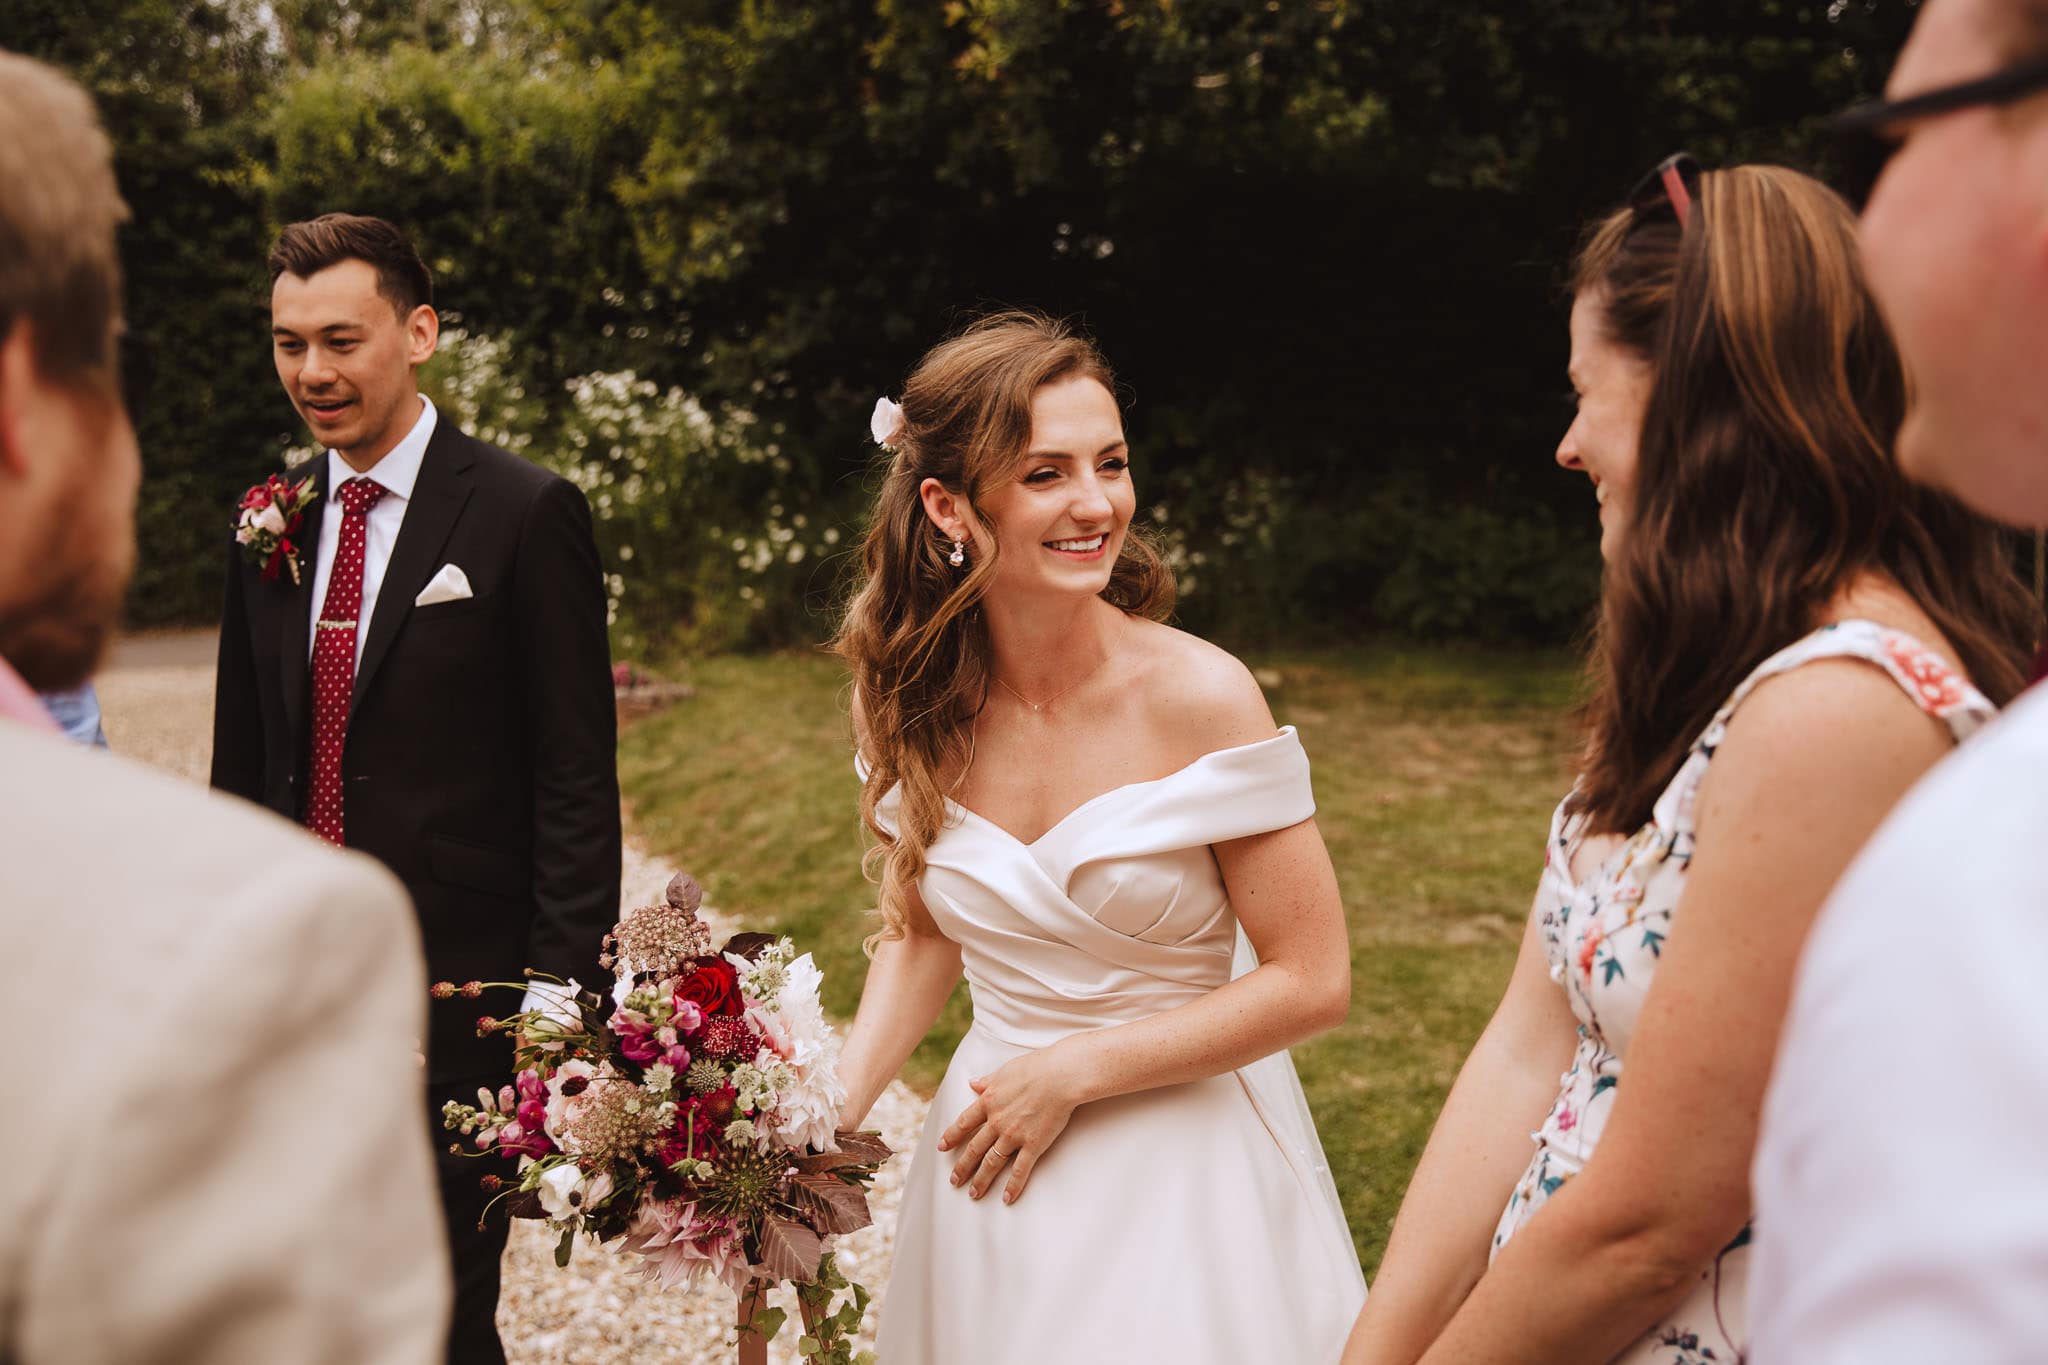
[268,213,433,319]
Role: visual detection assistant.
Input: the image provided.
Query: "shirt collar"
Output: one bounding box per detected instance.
[324,394,438,501]
[0,653,61,734]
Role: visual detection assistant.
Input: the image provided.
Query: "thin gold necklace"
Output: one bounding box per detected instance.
[992,616,1130,713]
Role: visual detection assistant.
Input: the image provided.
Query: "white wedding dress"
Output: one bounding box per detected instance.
[865,728,1365,1363]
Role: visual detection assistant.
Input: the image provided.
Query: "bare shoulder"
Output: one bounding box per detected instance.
[1698,655,1955,821]
[1125,618,1280,759]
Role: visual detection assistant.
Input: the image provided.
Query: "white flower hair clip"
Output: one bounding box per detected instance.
[870,396,905,450]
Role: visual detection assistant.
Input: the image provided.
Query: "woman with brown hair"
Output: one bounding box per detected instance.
[830,311,1364,1361]
[1341,159,2035,1365]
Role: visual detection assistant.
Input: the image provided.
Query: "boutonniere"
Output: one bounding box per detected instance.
[234,473,321,584]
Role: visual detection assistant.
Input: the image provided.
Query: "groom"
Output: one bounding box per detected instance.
[210,213,622,1364]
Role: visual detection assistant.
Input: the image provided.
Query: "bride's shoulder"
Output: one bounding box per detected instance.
[1125,619,1279,758]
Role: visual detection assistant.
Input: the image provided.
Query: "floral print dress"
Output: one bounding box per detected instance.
[1489,620,1995,1364]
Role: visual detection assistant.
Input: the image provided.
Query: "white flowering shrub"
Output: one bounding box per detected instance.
[552,371,855,652]
[423,327,544,457]
[415,329,854,654]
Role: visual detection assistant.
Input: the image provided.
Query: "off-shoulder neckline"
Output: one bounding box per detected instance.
[946,726,1301,849]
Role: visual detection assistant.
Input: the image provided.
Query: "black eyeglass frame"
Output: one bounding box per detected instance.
[1831,55,2048,208]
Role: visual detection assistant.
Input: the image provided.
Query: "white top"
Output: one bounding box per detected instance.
[1751,682,2048,1362]
[306,396,437,660]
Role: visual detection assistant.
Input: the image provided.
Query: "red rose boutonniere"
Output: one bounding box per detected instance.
[234,473,320,584]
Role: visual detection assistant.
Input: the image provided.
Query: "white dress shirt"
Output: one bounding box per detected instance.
[1751,683,2048,1363]
[307,396,438,660]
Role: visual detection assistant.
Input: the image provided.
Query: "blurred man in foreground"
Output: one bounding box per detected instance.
[0,47,450,1365]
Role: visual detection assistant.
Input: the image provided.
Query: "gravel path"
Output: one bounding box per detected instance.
[96,631,928,1364]
[97,633,218,781]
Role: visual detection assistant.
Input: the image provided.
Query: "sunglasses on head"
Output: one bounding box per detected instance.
[1628,152,1703,229]
[1831,55,2048,210]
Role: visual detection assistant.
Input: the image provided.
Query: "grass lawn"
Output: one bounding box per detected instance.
[618,645,1581,1277]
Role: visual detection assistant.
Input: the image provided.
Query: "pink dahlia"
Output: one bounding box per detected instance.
[619,1199,751,1296]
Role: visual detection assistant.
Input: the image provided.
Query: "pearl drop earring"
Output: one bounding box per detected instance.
[949,536,967,568]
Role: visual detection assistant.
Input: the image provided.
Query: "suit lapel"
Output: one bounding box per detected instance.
[350,423,475,718]
[279,460,329,756]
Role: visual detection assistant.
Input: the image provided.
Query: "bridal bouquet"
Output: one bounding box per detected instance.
[436,873,888,1363]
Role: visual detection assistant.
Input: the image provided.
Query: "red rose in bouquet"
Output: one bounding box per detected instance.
[676,959,743,1017]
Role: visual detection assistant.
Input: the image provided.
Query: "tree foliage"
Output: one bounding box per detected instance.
[6,0,285,622]
[10,0,1921,640]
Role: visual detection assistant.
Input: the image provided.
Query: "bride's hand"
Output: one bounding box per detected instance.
[936,1042,1091,1204]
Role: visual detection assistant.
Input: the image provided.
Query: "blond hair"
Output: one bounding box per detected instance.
[832,311,1175,948]
[0,49,129,385]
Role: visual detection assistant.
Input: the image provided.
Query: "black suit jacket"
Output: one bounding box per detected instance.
[210,419,621,1081]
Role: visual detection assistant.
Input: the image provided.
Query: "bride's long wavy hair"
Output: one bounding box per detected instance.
[832,311,1176,948]
[1572,164,2036,836]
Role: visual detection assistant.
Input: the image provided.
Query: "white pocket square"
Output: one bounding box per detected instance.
[414,563,474,607]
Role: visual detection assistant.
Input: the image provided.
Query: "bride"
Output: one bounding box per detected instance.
[830,311,1366,1361]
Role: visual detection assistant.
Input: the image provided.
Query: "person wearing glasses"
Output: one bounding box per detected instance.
[1750,4,2048,1360]
[1340,156,2034,1365]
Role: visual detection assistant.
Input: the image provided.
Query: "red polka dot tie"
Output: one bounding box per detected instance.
[307,476,386,845]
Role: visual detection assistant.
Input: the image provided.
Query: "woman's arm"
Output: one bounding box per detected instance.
[836,887,963,1129]
[1341,893,1581,1365]
[1413,661,1956,1365]
[940,655,1353,1203]
[837,689,964,1130]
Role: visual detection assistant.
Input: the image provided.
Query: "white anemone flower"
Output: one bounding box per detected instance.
[537,1163,614,1224]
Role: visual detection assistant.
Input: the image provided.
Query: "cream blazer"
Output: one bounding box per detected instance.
[0,720,450,1363]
